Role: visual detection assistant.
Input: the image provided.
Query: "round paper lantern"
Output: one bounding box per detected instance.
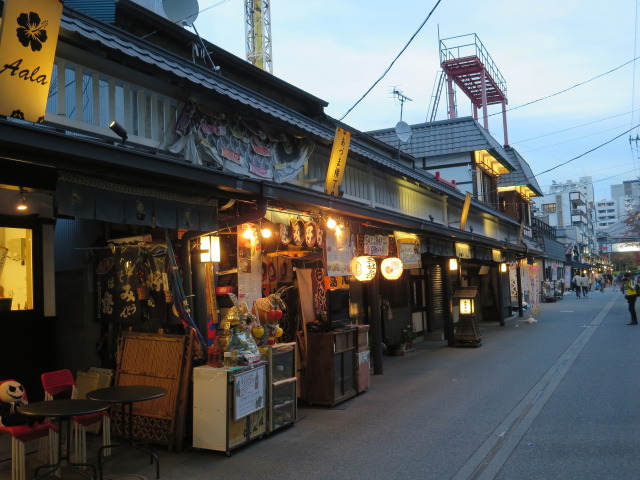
[351,256,377,281]
[381,257,404,280]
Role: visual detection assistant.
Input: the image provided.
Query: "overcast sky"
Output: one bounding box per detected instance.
[187,0,640,201]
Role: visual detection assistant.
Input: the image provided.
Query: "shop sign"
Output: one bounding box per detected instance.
[363,234,389,256]
[324,127,351,196]
[0,0,63,123]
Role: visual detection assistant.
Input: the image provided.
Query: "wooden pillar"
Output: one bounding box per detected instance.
[365,275,383,375]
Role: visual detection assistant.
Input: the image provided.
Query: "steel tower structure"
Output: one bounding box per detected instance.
[439,33,509,144]
[245,0,273,73]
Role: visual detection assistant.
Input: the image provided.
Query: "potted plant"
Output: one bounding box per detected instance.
[400,324,416,351]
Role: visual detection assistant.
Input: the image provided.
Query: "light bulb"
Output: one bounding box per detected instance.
[326,217,337,229]
[261,228,272,238]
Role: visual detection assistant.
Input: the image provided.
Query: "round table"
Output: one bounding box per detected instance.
[18,399,110,480]
[86,386,167,480]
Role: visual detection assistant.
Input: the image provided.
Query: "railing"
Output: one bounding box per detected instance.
[45,58,180,149]
[439,33,507,100]
[531,217,556,239]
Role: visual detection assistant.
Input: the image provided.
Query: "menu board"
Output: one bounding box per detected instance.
[233,365,266,420]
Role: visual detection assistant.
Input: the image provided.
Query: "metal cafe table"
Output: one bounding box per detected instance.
[17,399,110,479]
[86,385,167,480]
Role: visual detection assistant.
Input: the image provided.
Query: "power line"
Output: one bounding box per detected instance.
[338,0,445,122]
[534,123,640,177]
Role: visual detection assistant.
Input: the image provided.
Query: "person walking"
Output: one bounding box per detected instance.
[623,273,639,325]
[572,272,582,298]
[579,274,589,298]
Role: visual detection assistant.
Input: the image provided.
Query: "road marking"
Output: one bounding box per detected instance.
[452,294,618,480]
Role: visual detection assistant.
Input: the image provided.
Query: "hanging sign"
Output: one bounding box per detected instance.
[324,127,351,196]
[0,0,63,123]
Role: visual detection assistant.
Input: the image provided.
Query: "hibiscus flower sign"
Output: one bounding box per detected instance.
[0,0,63,123]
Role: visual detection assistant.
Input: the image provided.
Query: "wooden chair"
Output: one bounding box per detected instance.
[40,369,111,464]
[0,379,58,480]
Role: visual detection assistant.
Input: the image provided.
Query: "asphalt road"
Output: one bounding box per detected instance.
[11,286,640,480]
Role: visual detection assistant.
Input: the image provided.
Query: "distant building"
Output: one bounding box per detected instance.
[595,199,618,229]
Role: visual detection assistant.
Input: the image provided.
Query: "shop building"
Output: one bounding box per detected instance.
[1,0,541,416]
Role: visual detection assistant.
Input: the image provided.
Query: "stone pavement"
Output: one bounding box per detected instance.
[5,286,640,480]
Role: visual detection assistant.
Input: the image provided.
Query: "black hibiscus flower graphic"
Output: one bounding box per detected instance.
[16,12,49,52]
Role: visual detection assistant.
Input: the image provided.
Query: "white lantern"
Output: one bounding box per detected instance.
[380,257,403,280]
[351,256,377,281]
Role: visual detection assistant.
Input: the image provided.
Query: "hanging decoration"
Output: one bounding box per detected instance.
[381,257,403,280]
[351,256,377,282]
[170,105,315,183]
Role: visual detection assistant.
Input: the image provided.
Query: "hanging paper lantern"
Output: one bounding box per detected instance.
[381,257,403,280]
[351,256,377,281]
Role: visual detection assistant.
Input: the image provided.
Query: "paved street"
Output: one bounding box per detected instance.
[9,286,640,480]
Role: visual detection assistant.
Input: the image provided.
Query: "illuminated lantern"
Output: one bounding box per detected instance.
[381,257,403,280]
[351,256,377,281]
[500,263,507,273]
[452,286,482,347]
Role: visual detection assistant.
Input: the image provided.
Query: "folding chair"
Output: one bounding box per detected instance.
[0,379,58,480]
[40,369,111,464]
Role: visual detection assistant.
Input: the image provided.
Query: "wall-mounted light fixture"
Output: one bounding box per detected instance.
[16,189,27,211]
[200,235,221,263]
[500,263,507,273]
[449,258,458,271]
[109,121,128,145]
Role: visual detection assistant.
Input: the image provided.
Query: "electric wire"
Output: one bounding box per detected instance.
[534,123,640,177]
[338,0,445,122]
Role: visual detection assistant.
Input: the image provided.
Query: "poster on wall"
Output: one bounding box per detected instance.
[325,227,354,277]
[0,0,63,123]
[394,232,421,269]
[363,235,389,256]
[564,266,572,289]
[528,265,540,316]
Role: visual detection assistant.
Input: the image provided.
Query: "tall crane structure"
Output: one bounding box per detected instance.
[245,0,273,73]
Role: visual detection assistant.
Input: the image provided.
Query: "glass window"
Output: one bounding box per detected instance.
[542,203,556,213]
[0,227,33,311]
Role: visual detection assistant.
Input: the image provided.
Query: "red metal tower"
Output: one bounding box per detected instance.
[439,33,509,145]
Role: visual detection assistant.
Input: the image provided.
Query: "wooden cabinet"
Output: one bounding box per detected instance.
[306,328,356,407]
[266,342,297,433]
[192,363,266,455]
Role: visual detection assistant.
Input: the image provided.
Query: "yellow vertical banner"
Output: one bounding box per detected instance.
[324,127,351,196]
[0,0,63,123]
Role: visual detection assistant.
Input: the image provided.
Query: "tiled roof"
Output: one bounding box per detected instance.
[500,146,543,196]
[541,236,567,262]
[61,10,334,142]
[367,117,515,171]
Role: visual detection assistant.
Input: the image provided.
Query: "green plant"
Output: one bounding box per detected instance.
[400,324,416,344]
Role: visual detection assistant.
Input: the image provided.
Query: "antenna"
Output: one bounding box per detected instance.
[162,0,220,72]
[391,87,412,121]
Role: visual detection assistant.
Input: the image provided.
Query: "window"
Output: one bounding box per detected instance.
[0,227,34,311]
[542,203,556,213]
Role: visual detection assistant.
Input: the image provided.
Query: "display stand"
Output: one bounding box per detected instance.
[266,343,297,433]
[192,363,267,455]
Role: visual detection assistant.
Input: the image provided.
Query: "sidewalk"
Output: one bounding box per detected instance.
[6,288,638,480]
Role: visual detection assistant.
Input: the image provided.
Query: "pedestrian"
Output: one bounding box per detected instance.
[579,274,589,298]
[572,272,581,298]
[623,273,639,325]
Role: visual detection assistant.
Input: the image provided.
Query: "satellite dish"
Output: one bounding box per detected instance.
[395,121,412,144]
[163,0,199,26]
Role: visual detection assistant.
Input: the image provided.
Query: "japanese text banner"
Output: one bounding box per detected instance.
[324,127,351,196]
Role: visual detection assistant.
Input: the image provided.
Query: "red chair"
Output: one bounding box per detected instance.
[0,379,58,480]
[40,369,111,464]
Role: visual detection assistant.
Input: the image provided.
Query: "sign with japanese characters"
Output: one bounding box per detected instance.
[324,127,351,196]
[0,0,63,123]
[233,365,265,420]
